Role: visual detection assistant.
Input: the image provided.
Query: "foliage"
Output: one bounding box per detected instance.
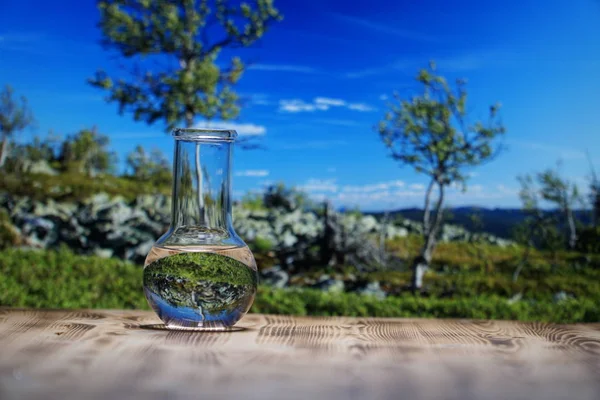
[126,145,172,187]
[518,166,582,249]
[239,192,266,211]
[575,227,600,254]
[254,287,599,323]
[0,209,21,249]
[57,127,117,176]
[377,62,505,289]
[1,248,598,323]
[145,252,257,286]
[0,85,35,167]
[89,0,282,129]
[264,183,312,211]
[0,247,147,310]
[588,154,600,227]
[0,172,169,202]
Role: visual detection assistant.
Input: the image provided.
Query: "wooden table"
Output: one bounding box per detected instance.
[1,309,599,400]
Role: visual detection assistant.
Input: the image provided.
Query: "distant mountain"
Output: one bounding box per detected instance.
[368,207,591,239]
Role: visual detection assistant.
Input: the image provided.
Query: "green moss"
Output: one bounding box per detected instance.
[143,252,257,315]
[144,252,257,287]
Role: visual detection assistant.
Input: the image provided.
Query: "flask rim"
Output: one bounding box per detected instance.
[172,128,237,142]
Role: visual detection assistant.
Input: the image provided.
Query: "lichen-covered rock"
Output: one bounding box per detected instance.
[260,266,289,288]
[357,281,386,299]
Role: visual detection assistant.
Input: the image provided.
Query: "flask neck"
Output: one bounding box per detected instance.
[170,138,233,241]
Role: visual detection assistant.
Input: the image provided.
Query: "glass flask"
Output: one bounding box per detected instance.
[143,128,257,330]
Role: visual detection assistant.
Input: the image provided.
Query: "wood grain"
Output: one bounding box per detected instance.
[0,308,599,400]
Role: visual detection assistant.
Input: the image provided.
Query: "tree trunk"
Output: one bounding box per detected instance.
[320,201,336,266]
[0,136,8,168]
[566,208,577,249]
[412,181,445,292]
[512,244,531,282]
[379,210,390,266]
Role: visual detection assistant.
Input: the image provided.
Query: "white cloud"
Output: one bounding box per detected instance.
[279,99,321,113]
[342,180,405,193]
[314,97,346,107]
[290,179,521,208]
[279,98,375,113]
[297,179,338,193]
[235,170,269,177]
[196,121,266,136]
[249,64,319,74]
[347,103,376,112]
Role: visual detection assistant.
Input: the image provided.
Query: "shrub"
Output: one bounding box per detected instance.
[576,227,600,254]
[1,248,598,323]
[0,172,169,202]
[0,209,20,249]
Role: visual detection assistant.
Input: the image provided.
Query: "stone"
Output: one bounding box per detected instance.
[260,266,289,288]
[125,240,155,263]
[553,291,572,303]
[357,281,386,299]
[313,276,345,293]
[93,248,114,259]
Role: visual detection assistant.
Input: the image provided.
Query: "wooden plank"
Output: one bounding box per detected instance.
[0,308,599,400]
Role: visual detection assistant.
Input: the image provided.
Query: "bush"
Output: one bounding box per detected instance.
[0,247,147,309]
[253,287,600,323]
[1,248,598,323]
[0,209,20,249]
[0,172,169,202]
[576,227,600,254]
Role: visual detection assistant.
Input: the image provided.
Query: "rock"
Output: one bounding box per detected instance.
[281,231,298,247]
[93,248,114,258]
[360,215,378,232]
[125,240,154,263]
[553,291,572,303]
[19,216,56,247]
[357,281,386,299]
[313,275,345,292]
[507,292,523,305]
[260,266,289,288]
[23,160,58,175]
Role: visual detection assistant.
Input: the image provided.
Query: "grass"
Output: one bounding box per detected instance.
[0,247,598,323]
[0,172,169,202]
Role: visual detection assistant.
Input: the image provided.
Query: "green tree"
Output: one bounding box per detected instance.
[377,63,505,290]
[89,0,282,129]
[4,134,58,174]
[126,145,172,187]
[59,128,116,176]
[0,85,35,167]
[89,0,282,219]
[587,153,599,228]
[519,166,581,249]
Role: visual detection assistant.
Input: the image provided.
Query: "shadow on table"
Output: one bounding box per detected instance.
[139,324,248,332]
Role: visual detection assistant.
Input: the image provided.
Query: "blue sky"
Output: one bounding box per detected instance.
[1,0,599,210]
